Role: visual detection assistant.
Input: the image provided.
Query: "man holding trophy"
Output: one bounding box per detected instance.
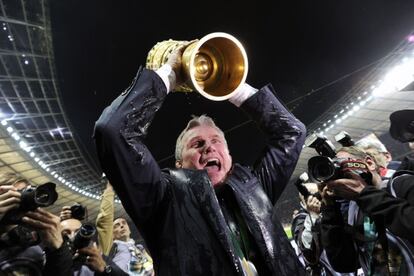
[94,33,306,275]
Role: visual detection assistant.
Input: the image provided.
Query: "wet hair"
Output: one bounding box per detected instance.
[175,115,227,161]
[0,171,29,187]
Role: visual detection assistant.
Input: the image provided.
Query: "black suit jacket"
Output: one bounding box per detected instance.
[94,68,306,275]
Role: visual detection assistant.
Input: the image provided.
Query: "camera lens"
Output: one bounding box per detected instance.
[33,182,58,207]
[19,182,58,211]
[70,204,86,220]
[308,156,336,182]
[1,183,58,225]
[35,193,50,205]
[79,224,95,237]
[73,224,96,250]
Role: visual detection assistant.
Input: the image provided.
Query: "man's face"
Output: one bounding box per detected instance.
[336,150,382,186]
[176,125,232,187]
[113,218,131,241]
[60,218,82,240]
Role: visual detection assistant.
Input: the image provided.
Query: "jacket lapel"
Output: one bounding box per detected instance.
[226,164,285,273]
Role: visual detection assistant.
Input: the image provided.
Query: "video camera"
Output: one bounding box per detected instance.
[305,133,372,184]
[308,155,371,183]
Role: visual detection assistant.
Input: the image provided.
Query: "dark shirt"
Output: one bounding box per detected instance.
[216,184,270,275]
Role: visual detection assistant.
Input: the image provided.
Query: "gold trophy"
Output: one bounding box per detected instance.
[146,32,248,101]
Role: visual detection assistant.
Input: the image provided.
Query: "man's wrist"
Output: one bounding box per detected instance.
[228,83,258,107]
[155,64,176,93]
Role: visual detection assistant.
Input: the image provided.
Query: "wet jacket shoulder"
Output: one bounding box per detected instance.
[94,68,168,225]
[239,84,306,204]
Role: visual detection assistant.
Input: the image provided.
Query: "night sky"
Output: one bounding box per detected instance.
[50,1,414,175]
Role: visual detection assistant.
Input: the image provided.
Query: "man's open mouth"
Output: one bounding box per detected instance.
[202,158,221,171]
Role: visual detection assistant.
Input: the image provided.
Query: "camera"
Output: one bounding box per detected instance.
[19,182,58,210]
[307,155,372,184]
[0,225,40,248]
[70,204,87,221]
[1,182,58,225]
[0,183,58,276]
[68,223,96,265]
[306,132,372,185]
[72,223,96,250]
[67,223,96,256]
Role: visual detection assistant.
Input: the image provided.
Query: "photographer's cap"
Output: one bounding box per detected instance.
[389,109,414,143]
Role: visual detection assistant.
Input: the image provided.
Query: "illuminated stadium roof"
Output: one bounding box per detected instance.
[1,0,413,225]
[0,0,126,220]
[276,35,414,222]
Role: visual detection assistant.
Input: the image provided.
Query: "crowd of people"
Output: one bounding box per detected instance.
[0,43,413,275]
[0,173,154,276]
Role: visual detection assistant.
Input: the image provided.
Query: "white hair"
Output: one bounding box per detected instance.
[355,139,388,153]
[175,115,227,161]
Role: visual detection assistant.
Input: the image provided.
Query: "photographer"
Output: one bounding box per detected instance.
[59,209,128,275]
[0,172,72,276]
[292,182,353,276]
[96,181,154,276]
[60,203,87,222]
[320,146,414,275]
[292,183,323,274]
